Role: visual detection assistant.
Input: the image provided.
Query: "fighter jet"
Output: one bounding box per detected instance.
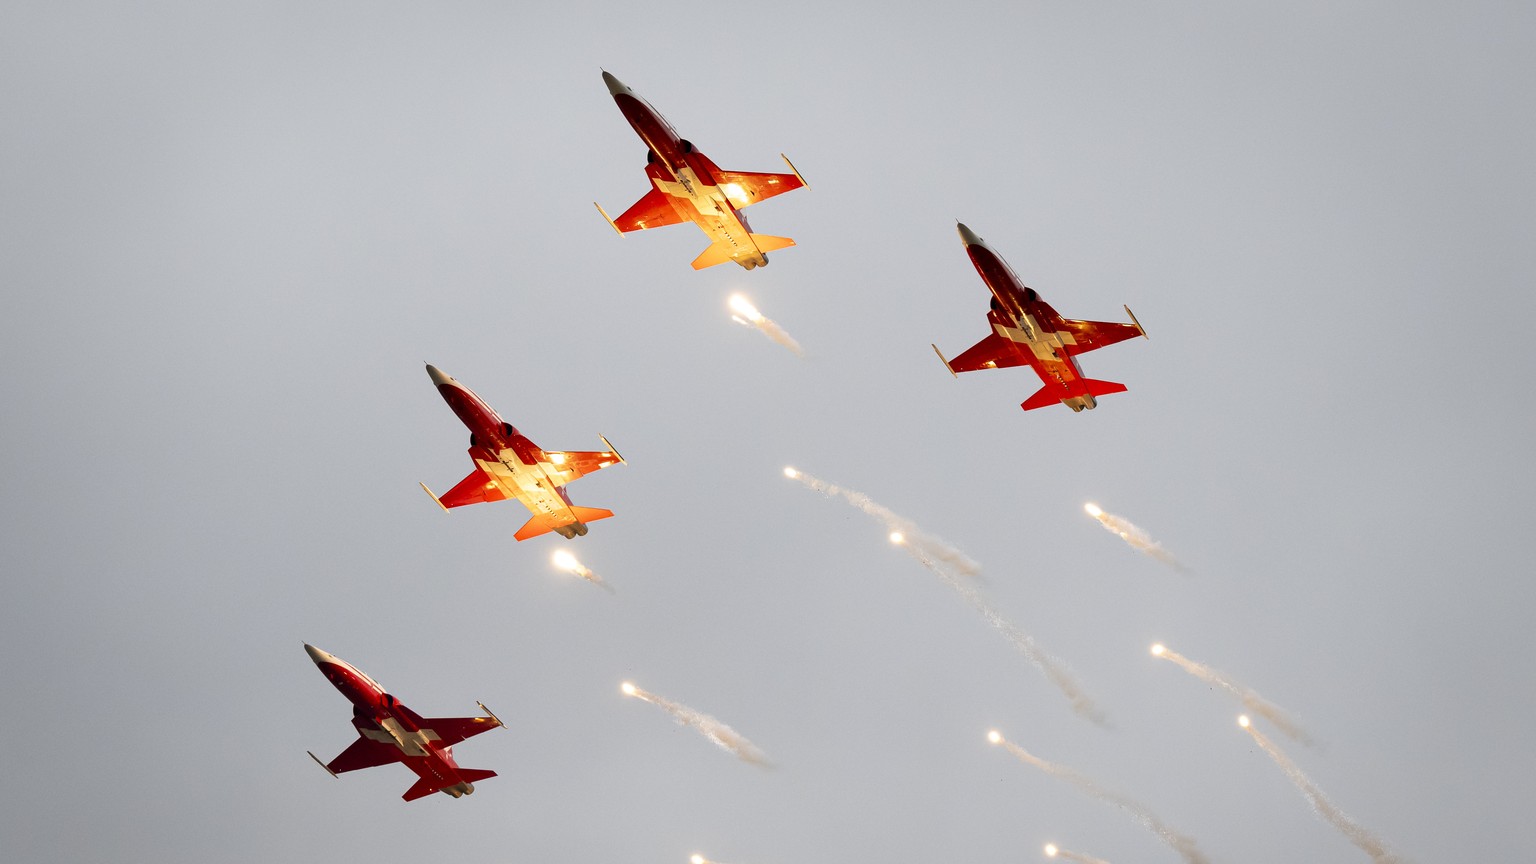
[594,70,807,270]
[304,643,503,801]
[932,223,1147,412]
[419,364,624,541]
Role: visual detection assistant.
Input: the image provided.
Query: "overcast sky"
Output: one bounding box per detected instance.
[4,2,1535,862]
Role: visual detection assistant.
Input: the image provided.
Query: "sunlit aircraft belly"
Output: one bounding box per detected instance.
[476,451,575,519]
[994,313,1084,386]
[654,167,761,258]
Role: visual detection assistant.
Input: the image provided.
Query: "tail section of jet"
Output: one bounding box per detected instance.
[1021,377,1128,412]
[514,506,615,542]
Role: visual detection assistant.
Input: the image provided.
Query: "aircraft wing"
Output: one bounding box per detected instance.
[944,331,1028,374]
[612,185,687,232]
[540,439,625,486]
[325,735,402,775]
[436,464,510,508]
[420,715,502,747]
[1060,311,1145,354]
[713,169,805,208]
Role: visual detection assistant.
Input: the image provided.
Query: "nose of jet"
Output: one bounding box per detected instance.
[304,643,337,666]
[601,70,630,96]
[956,222,984,247]
[425,364,453,387]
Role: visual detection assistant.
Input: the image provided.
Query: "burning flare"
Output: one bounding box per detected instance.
[1240,716,1401,862]
[1152,642,1311,744]
[551,549,614,594]
[990,730,1210,864]
[620,681,771,767]
[729,293,804,356]
[1083,502,1186,572]
[1043,843,1110,864]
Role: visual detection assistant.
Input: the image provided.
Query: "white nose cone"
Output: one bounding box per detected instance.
[601,70,630,96]
[956,222,983,247]
[303,643,337,666]
[425,364,453,387]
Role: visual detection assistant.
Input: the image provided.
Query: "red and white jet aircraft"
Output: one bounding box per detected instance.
[419,365,624,541]
[595,70,807,271]
[933,223,1148,412]
[304,644,503,802]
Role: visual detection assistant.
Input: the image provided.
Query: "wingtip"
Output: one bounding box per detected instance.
[1124,305,1147,338]
[599,435,627,465]
[931,344,958,378]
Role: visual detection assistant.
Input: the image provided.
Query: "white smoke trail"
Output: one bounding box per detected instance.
[729,294,804,357]
[1083,503,1187,572]
[1240,717,1400,863]
[784,466,1099,722]
[1152,643,1311,745]
[785,467,979,577]
[990,731,1210,864]
[897,533,1104,724]
[552,549,615,594]
[1044,843,1111,864]
[621,682,771,767]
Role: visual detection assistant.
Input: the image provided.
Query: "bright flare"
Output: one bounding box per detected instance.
[1153,642,1311,745]
[1239,715,1251,728]
[691,856,707,864]
[1082,502,1186,572]
[1242,716,1401,862]
[550,549,614,594]
[620,681,771,767]
[988,729,1003,744]
[727,293,804,356]
[990,730,1210,864]
[1044,845,1111,864]
[785,466,1104,724]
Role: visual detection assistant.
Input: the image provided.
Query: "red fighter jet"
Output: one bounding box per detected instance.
[594,70,808,271]
[932,223,1148,412]
[419,364,625,541]
[304,644,503,801]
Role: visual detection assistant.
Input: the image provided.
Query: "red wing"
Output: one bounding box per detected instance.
[613,185,686,232]
[438,464,508,508]
[946,332,1027,374]
[1060,318,1143,354]
[421,715,502,747]
[544,449,623,484]
[325,736,402,775]
[713,170,804,207]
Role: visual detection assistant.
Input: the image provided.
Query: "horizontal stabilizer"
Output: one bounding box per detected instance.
[513,507,615,542]
[458,768,497,783]
[749,233,795,254]
[1021,378,1127,411]
[1081,377,1128,398]
[691,240,734,270]
[403,776,448,802]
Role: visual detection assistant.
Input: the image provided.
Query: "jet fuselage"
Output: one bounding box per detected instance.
[604,71,773,269]
[960,226,1099,410]
[428,365,579,512]
[306,644,480,799]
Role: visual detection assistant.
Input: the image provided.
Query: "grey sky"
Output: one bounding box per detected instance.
[3,2,1534,862]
